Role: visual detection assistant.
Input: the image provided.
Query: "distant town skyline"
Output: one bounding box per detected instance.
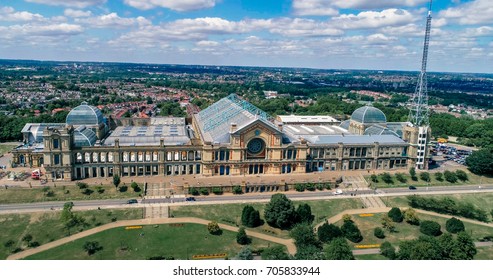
[1,0,492,73]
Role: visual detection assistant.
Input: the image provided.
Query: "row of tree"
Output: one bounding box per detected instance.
[408,196,489,222]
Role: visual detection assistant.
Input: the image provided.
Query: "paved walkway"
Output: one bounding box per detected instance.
[7,217,296,260]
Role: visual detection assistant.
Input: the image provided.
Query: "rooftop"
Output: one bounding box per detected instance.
[305,134,406,145]
[277,115,339,124]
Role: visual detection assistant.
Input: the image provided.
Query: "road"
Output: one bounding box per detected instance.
[0,184,492,213]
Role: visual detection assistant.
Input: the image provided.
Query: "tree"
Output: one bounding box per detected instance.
[325,238,355,260]
[232,186,243,194]
[241,205,262,228]
[236,246,253,260]
[22,234,33,244]
[388,207,404,223]
[446,217,465,234]
[294,244,325,260]
[381,172,393,184]
[444,170,458,183]
[317,222,343,243]
[420,220,442,236]
[435,172,444,181]
[466,149,493,175]
[264,194,297,229]
[374,227,385,239]
[403,208,420,225]
[395,173,407,183]
[261,245,290,260]
[420,172,431,182]
[438,233,456,260]
[83,241,102,255]
[207,221,221,235]
[112,174,121,189]
[381,216,396,233]
[296,204,314,224]
[294,183,305,192]
[130,182,141,192]
[451,231,477,260]
[236,227,250,245]
[409,167,417,180]
[397,235,442,260]
[370,174,378,183]
[341,220,363,243]
[290,223,320,248]
[4,240,15,250]
[380,241,396,260]
[455,170,468,181]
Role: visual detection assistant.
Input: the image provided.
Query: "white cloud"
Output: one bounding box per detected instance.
[25,0,106,8]
[292,0,429,16]
[463,26,493,37]
[123,0,218,11]
[331,9,415,29]
[196,40,220,47]
[439,0,493,25]
[0,23,83,39]
[266,18,343,37]
[0,6,44,22]
[64,9,92,18]
[75,13,151,28]
[292,0,338,16]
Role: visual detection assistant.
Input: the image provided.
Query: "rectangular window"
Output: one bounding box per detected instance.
[53,139,59,149]
[54,154,60,165]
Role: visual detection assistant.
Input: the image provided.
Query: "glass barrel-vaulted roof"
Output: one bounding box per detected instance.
[364,125,399,137]
[350,105,386,124]
[73,125,97,147]
[66,102,104,126]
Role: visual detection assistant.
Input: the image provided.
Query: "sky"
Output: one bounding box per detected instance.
[0,0,492,73]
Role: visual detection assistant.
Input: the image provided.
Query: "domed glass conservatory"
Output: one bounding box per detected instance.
[66,102,104,126]
[350,106,386,124]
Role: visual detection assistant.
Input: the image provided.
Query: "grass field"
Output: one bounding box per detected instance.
[366,171,493,189]
[354,254,387,260]
[171,198,363,238]
[475,246,493,260]
[0,208,143,260]
[383,193,493,212]
[25,223,273,260]
[335,212,493,249]
[0,184,140,204]
[0,144,16,156]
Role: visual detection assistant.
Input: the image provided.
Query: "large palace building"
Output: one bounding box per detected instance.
[12,95,430,182]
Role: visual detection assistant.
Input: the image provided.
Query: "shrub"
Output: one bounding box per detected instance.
[130,182,141,192]
[212,187,223,195]
[370,174,378,183]
[388,207,404,223]
[342,214,352,223]
[76,182,88,189]
[81,188,93,195]
[188,188,199,196]
[232,186,243,194]
[435,172,444,181]
[444,171,458,183]
[305,183,316,191]
[83,241,102,255]
[381,173,393,184]
[395,173,407,183]
[374,227,385,239]
[420,220,442,236]
[241,205,262,228]
[380,241,396,260]
[200,188,209,195]
[207,221,221,235]
[96,186,105,194]
[119,185,128,192]
[420,172,431,182]
[455,170,468,181]
[446,217,465,234]
[381,216,396,233]
[294,183,305,192]
[409,167,417,181]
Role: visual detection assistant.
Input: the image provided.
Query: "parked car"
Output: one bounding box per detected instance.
[408,185,417,190]
[126,199,138,204]
[333,189,343,195]
[185,197,196,201]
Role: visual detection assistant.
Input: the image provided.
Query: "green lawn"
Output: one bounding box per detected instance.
[0,144,16,156]
[334,212,493,251]
[0,208,143,260]
[0,184,140,204]
[171,198,363,238]
[354,254,387,260]
[366,171,493,189]
[384,193,493,211]
[475,246,493,260]
[25,223,273,260]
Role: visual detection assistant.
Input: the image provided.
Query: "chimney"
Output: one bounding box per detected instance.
[277,122,283,132]
[230,123,237,133]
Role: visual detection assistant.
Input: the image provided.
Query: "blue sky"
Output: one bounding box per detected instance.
[0,0,492,73]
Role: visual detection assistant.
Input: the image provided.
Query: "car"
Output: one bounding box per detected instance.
[126,199,138,204]
[185,197,196,201]
[333,189,343,195]
[408,186,417,190]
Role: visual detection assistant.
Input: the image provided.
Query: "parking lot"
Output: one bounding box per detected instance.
[431,142,473,167]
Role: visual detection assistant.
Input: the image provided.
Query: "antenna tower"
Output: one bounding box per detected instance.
[408,0,432,127]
